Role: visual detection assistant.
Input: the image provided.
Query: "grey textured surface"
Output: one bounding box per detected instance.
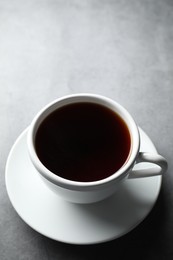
[0,0,173,259]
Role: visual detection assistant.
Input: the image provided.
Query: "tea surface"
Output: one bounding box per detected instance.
[35,102,131,182]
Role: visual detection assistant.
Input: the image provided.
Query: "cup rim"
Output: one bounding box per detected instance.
[27,93,140,191]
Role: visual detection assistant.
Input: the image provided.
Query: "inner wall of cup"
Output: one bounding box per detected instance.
[33,96,131,145]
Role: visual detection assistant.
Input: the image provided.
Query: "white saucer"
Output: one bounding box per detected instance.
[5,128,162,245]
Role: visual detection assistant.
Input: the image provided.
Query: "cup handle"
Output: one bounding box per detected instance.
[128,152,168,179]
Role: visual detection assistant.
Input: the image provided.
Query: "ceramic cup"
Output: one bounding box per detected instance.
[27,94,167,203]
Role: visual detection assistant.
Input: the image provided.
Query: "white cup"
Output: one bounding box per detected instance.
[27,94,167,203]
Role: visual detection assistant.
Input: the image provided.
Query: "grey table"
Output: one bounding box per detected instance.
[0,0,173,259]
